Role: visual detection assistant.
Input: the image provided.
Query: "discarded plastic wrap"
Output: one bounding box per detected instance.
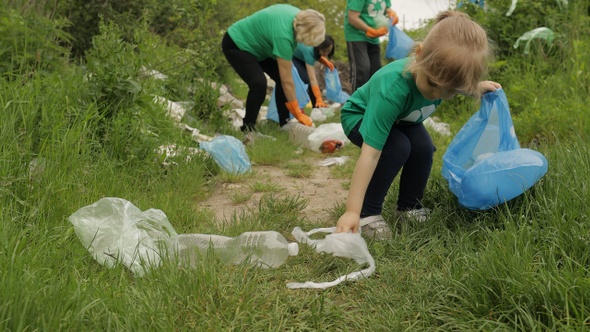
[200,135,251,174]
[324,68,350,104]
[68,197,177,277]
[287,227,375,289]
[441,89,548,210]
[513,27,555,54]
[267,64,309,123]
[69,198,298,276]
[385,25,413,60]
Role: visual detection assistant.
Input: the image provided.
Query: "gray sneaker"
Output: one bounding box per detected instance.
[400,208,431,223]
[360,215,392,240]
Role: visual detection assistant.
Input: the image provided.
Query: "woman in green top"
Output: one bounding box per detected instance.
[335,11,502,240]
[292,35,335,109]
[222,4,325,132]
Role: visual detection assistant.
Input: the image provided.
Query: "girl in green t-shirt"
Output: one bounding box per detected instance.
[222,4,325,132]
[292,35,335,108]
[335,11,502,240]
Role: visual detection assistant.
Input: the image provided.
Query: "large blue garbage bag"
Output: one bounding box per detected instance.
[441,89,548,210]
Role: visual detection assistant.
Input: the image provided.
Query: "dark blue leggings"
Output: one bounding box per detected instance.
[347,121,435,217]
[221,32,291,129]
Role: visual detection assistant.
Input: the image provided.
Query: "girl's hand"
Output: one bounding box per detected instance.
[478,81,502,93]
[336,211,361,233]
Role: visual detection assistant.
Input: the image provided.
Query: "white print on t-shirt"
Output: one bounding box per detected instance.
[367,0,387,17]
[399,104,436,122]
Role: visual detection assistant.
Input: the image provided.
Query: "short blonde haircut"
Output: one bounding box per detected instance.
[294,9,326,47]
[407,11,493,97]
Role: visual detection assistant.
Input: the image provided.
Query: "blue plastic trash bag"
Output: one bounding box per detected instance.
[267,64,309,123]
[441,89,548,210]
[200,135,251,174]
[385,25,413,60]
[324,68,350,104]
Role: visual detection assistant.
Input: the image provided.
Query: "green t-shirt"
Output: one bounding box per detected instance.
[344,0,392,44]
[227,4,299,61]
[340,58,442,151]
[293,43,317,66]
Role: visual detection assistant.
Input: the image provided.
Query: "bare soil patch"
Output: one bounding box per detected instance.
[200,160,349,225]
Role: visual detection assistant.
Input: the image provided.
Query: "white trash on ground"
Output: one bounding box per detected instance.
[286,227,375,289]
[69,198,299,276]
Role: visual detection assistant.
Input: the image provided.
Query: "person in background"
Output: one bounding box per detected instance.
[344,0,398,92]
[335,11,502,240]
[222,4,325,132]
[292,35,335,109]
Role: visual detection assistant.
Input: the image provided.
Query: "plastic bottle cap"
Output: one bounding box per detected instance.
[288,243,299,256]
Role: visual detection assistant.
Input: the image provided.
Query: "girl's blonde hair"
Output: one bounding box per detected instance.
[294,9,326,47]
[407,10,493,97]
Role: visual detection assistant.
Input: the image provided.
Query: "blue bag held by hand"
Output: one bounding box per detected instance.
[267,64,309,123]
[385,25,413,60]
[441,89,548,210]
[200,135,251,174]
[324,68,350,104]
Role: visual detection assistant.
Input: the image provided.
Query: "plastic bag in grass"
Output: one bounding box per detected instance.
[441,89,548,210]
[513,27,554,54]
[69,197,177,277]
[200,135,251,174]
[267,64,309,123]
[286,227,375,289]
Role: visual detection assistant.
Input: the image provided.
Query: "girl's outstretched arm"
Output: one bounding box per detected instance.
[336,143,382,233]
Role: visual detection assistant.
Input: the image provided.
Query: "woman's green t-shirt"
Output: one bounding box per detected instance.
[228,4,299,61]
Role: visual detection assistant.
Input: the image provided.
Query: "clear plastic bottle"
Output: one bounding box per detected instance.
[170,231,299,268]
[288,122,316,150]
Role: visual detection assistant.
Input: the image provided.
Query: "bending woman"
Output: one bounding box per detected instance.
[222,4,325,132]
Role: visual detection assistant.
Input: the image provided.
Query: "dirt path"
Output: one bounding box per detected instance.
[200,161,350,225]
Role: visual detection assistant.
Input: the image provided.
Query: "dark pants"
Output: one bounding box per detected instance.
[221,32,291,129]
[292,57,317,107]
[346,41,382,92]
[348,121,435,217]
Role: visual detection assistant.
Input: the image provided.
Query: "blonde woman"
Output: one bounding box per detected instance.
[222,5,325,132]
[336,11,502,240]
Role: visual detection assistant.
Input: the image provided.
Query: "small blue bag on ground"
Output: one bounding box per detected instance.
[200,135,251,174]
[324,68,350,104]
[441,89,548,210]
[267,64,309,123]
[385,25,413,60]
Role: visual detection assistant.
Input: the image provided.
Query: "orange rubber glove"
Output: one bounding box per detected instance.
[386,9,399,26]
[285,100,313,126]
[318,56,334,71]
[311,86,328,108]
[366,27,388,38]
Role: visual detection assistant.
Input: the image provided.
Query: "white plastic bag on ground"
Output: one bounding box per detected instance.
[286,227,375,289]
[69,197,177,277]
[307,123,351,153]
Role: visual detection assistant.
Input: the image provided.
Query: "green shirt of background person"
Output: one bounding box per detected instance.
[344,0,398,93]
[341,58,441,150]
[228,5,299,61]
[344,0,392,44]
